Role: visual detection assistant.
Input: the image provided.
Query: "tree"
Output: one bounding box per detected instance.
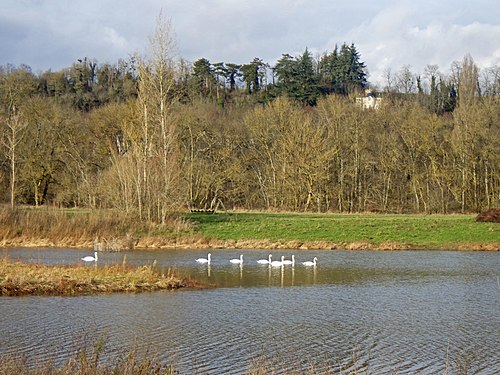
[0,65,36,208]
[452,54,495,212]
[225,63,241,92]
[394,65,416,94]
[1,106,27,208]
[67,57,99,111]
[111,15,183,222]
[318,43,367,96]
[245,97,333,211]
[274,49,319,105]
[192,58,214,97]
[240,58,267,95]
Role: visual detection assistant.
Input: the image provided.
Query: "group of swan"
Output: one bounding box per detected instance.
[195,253,317,267]
[83,251,316,267]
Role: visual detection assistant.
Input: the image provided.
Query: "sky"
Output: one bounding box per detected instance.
[1,0,499,87]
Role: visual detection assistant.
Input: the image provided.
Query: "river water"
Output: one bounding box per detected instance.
[1,248,499,374]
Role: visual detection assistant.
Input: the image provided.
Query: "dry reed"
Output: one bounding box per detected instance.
[0,258,200,296]
[0,206,195,249]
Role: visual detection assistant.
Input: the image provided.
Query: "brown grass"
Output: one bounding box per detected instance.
[476,208,500,223]
[0,258,202,296]
[0,206,195,250]
[0,337,177,375]
[0,334,477,375]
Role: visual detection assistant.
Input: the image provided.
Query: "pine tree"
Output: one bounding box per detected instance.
[274,49,319,105]
[318,43,367,96]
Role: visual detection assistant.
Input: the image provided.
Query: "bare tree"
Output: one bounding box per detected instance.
[1,105,27,208]
[111,14,183,222]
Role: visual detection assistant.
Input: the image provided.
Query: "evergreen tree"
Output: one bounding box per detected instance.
[225,63,241,92]
[192,58,214,97]
[274,53,299,96]
[241,58,266,95]
[318,43,367,96]
[274,49,319,105]
[296,48,319,105]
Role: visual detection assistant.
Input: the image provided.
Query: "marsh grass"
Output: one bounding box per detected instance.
[0,345,476,375]
[0,258,199,296]
[0,338,177,375]
[0,206,194,249]
[0,333,480,375]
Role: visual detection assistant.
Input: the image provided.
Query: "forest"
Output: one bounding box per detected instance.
[1,22,499,223]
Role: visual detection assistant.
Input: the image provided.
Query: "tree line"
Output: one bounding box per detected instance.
[1,22,499,220]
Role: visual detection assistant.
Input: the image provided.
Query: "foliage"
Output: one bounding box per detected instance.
[0,36,499,219]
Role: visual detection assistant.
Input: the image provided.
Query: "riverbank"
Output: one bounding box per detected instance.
[0,258,200,296]
[0,207,498,251]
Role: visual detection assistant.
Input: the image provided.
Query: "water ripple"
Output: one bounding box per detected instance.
[1,249,499,374]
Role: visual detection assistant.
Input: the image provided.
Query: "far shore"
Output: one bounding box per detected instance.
[1,208,498,252]
[1,237,498,251]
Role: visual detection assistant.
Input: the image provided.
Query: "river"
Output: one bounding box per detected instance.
[1,248,499,374]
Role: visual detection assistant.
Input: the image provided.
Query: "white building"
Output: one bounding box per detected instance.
[356,89,382,110]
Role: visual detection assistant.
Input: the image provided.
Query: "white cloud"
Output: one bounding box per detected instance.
[0,0,498,88]
[103,27,128,50]
[345,3,500,86]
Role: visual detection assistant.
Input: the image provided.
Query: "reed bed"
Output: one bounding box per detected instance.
[0,206,194,249]
[0,345,177,375]
[0,348,474,375]
[0,258,198,296]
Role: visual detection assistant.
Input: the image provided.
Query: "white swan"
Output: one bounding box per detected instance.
[282,255,295,266]
[270,255,285,267]
[196,253,211,264]
[82,251,98,262]
[302,257,317,267]
[230,254,243,264]
[257,254,272,264]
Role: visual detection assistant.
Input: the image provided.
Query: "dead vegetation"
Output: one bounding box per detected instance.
[0,258,201,296]
[476,208,500,223]
[0,206,194,250]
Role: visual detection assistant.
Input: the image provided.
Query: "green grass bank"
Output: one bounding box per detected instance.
[187,211,499,251]
[0,206,498,251]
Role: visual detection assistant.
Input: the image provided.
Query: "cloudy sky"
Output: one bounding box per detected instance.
[1,0,499,86]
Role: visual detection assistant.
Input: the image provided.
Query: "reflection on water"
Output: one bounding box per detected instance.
[1,248,499,374]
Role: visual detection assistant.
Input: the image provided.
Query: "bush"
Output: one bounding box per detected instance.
[476,208,500,223]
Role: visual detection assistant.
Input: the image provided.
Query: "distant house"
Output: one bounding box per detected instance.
[356,89,382,110]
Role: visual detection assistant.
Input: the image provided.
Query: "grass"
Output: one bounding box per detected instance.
[0,206,498,251]
[0,337,478,375]
[0,258,199,296]
[0,335,178,375]
[186,211,500,250]
[0,206,194,250]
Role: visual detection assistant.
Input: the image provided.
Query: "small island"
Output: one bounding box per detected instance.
[0,258,199,297]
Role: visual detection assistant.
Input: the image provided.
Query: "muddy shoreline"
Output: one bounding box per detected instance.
[1,236,498,251]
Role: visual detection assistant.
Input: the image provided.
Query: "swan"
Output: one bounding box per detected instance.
[270,255,285,267]
[282,255,295,266]
[302,257,318,267]
[82,251,98,262]
[230,254,243,264]
[196,253,211,264]
[257,254,272,264]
